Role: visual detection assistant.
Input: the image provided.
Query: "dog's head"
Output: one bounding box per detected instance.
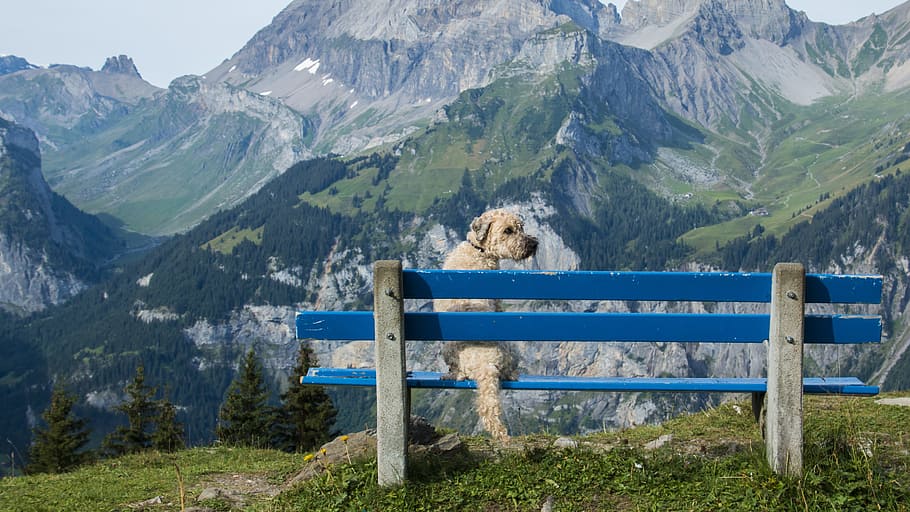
[467,209,538,261]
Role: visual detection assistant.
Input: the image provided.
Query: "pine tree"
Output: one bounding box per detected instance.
[273,342,337,452]
[151,390,185,452]
[216,348,272,447]
[103,365,158,456]
[26,386,92,474]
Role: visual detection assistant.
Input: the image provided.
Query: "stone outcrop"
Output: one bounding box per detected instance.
[101,55,142,78]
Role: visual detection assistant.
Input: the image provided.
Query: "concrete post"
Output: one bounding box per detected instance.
[766,262,805,477]
[374,260,408,486]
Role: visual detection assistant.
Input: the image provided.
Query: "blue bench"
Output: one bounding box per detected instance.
[297,261,882,484]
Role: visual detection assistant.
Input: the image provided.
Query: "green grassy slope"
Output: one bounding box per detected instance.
[3,394,907,511]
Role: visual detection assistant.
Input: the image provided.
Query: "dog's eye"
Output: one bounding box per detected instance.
[504,227,515,235]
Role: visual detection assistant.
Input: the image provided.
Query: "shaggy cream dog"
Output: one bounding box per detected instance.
[435,208,538,442]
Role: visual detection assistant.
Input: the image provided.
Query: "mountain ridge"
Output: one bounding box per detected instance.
[2,1,910,236]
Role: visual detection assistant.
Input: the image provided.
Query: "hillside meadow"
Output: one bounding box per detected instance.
[2,392,909,511]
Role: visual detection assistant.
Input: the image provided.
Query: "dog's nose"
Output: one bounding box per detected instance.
[528,237,539,255]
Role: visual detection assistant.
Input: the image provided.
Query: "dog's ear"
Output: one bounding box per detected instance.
[471,214,492,242]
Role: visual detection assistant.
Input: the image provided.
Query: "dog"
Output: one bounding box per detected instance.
[434,208,538,442]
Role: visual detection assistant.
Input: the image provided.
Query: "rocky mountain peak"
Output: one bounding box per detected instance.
[715,0,806,44]
[620,0,703,29]
[101,54,142,78]
[0,55,37,76]
[615,0,806,47]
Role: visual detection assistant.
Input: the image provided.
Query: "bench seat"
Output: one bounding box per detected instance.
[304,368,878,395]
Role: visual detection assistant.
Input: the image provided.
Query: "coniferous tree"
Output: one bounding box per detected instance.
[273,342,337,452]
[26,386,93,474]
[216,349,272,447]
[151,390,185,452]
[103,365,158,456]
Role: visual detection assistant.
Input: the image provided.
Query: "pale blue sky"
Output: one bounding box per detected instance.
[1,1,906,88]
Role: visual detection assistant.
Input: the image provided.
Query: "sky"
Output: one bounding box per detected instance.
[0,0,906,88]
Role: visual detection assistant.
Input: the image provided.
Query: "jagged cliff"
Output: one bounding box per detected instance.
[0,118,119,314]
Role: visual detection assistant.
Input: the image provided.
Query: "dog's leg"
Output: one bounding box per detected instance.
[472,362,509,442]
[441,343,463,380]
[458,345,510,442]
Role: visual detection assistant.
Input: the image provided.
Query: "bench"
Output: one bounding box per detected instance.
[296,261,882,485]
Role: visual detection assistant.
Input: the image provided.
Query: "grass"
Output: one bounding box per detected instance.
[3,393,909,511]
[0,447,300,511]
[201,226,264,254]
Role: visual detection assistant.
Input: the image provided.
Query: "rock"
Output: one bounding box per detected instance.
[128,495,163,507]
[101,55,142,78]
[286,430,377,485]
[553,437,578,449]
[876,397,910,407]
[431,433,463,453]
[409,415,440,445]
[196,487,246,506]
[541,495,555,512]
[644,434,673,451]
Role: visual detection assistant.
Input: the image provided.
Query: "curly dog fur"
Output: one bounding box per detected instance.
[434,208,538,442]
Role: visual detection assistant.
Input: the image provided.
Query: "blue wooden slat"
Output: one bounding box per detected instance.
[302,368,878,395]
[403,270,882,304]
[804,315,883,344]
[806,274,882,304]
[405,312,770,343]
[296,311,373,340]
[296,311,881,344]
[403,269,773,302]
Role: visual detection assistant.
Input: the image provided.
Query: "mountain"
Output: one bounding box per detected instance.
[0,117,123,315]
[0,56,314,235]
[2,1,909,237]
[2,0,910,457]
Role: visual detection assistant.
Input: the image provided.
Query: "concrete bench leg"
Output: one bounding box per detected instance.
[766,262,805,477]
[374,260,408,486]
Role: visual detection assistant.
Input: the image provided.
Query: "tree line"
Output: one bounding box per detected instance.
[20,342,335,476]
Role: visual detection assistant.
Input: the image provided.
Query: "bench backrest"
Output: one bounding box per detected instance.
[296,269,882,346]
